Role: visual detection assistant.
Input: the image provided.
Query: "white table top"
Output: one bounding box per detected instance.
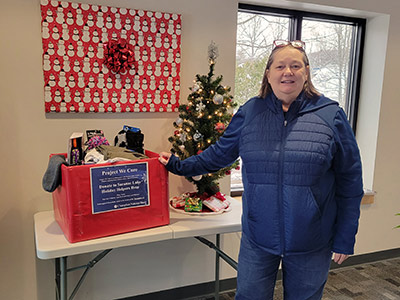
[34,197,242,259]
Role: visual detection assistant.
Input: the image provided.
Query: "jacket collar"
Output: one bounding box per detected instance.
[266,92,338,116]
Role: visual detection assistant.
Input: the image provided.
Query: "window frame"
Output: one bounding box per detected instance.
[231,4,366,196]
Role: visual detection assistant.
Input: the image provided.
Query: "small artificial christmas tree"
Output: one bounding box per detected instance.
[168,42,239,197]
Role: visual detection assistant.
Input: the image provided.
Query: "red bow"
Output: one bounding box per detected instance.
[103,38,135,74]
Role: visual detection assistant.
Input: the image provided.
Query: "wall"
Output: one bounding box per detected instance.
[0,0,399,299]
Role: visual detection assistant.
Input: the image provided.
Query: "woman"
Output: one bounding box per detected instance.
[159,40,363,300]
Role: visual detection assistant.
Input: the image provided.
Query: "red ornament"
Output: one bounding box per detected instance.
[215,122,225,132]
[103,38,135,74]
[225,170,231,175]
[174,130,180,136]
[197,150,203,155]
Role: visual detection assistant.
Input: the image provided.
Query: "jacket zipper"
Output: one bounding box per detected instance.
[278,114,288,257]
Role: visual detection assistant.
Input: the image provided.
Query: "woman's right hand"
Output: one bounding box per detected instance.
[158,152,172,166]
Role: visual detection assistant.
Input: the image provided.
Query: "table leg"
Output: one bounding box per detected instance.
[215,234,220,300]
[59,256,67,300]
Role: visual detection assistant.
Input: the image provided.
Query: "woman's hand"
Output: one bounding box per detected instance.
[333,253,349,265]
[158,152,172,166]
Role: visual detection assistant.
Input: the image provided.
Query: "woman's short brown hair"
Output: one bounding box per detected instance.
[259,45,321,99]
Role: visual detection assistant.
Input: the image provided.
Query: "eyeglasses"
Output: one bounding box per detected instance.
[273,40,305,50]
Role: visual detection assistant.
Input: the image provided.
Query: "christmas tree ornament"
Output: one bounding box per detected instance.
[192,175,202,181]
[213,94,224,105]
[179,132,187,142]
[215,122,225,132]
[175,117,183,126]
[195,102,206,113]
[192,83,200,92]
[193,130,203,142]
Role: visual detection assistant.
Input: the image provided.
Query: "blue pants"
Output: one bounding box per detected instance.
[235,234,332,300]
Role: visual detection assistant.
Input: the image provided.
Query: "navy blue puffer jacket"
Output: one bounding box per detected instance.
[166,93,364,256]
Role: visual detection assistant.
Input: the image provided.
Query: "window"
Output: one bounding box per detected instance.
[231,4,366,195]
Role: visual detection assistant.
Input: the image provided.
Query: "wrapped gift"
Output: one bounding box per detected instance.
[203,196,230,212]
[184,196,202,212]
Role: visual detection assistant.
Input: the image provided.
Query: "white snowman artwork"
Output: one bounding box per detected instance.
[67,43,74,56]
[167,49,174,63]
[150,47,157,62]
[72,28,79,41]
[62,57,71,72]
[83,57,91,73]
[93,91,100,103]
[66,11,74,25]
[76,9,84,26]
[78,102,85,112]
[57,40,65,56]
[106,77,113,89]
[155,62,162,77]
[88,76,95,88]
[171,34,178,49]
[87,13,94,27]
[96,12,104,28]
[146,93,152,104]
[115,13,122,30]
[111,91,118,103]
[97,73,105,88]
[82,26,90,42]
[141,78,148,90]
[171,63,177,77]
[102,89,109,103]
[133,76,140,89]
[60,102,67,112]
[120,89,127,103]
[73,60,81,73]
[73,90,81,102]
[92,30,100,43]
[87,45,95,58]
[124,78,131,89]
[64,88,71,102]
[53,58,61,72]
[146,65,153,76]
[76,41,84,57]
[129,91,135,103]
[56,7,64,24]
[49,74,56,87]
[163,65,170,77]
[83,88,91,103]
[124,18,131,31]
[44,85,52,102]
[150,76,156,90]
[170,91,176,104]
[154,90,161,104]
[54,89,62,102]
[58,71,66,87]
[174,79,180,91]
[150,17,157,33]
[155,33,162,48]
[77,72,85,88]
[92,61,100,73]
[167,76,173,91]
[96,43,104,59]
[106,16,113,29]
[159,79,165,91]
[68,74,76,88]
[167,19,175,35]
[98,102,105,112]
[43,54,51,71]
[47,42,55,55]
[42,21,50,39]
[137,89,144,104]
